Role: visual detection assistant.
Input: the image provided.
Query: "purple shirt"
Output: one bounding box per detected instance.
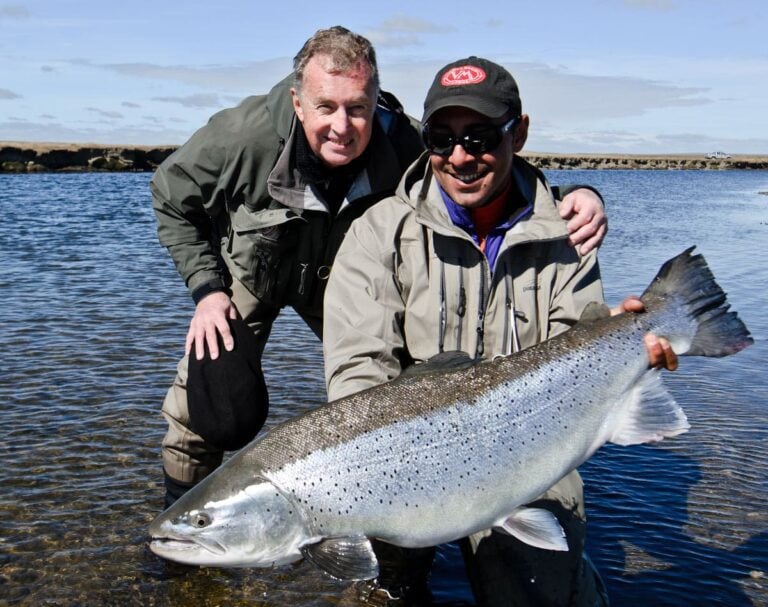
[439,185,533,271]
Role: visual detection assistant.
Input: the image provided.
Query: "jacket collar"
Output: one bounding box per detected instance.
[408,155,569,246]
[267,113,403,212]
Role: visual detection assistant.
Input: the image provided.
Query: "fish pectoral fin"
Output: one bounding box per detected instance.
[301,535,379,581]
[495,507,569,551]
[608,371,690,446]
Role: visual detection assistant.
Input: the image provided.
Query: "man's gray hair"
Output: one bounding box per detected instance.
[293,26,380,94]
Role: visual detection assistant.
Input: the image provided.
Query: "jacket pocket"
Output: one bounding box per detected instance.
[227,204,301,304]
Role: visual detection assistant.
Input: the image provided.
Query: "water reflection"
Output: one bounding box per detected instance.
[0,170,766,605]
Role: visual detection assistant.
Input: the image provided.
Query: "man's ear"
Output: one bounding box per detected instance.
[513,114,529,153]
[290,88,304,122]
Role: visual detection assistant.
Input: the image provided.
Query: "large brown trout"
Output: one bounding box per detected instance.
[149,247,752,581]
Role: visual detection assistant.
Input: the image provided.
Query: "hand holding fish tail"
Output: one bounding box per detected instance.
[644,333,679,371]
[611,294,679,371]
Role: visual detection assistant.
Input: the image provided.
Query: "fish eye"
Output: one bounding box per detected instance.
[191,512,212,528]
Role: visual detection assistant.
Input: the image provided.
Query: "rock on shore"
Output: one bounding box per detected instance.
[0,142,177,173]
[2,142,767,173]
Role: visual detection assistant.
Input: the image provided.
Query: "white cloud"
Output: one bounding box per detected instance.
[94,59,291,93]
[86,107,124,119]
[152,93,222,109]
[375,15,454,34]
[0,118,189,146]
[0,88,21,99]
[0,4,30,19]
[621,0,675,11]
[380,59,710,123]
[363,15,456,49]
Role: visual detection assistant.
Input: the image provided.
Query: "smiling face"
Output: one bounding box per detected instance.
[291,54,378,169]
[428,106,529,209]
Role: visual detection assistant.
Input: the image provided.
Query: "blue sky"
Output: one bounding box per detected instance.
[1,0,766,153]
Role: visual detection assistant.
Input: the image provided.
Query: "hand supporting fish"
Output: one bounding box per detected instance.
[612,295,679,371]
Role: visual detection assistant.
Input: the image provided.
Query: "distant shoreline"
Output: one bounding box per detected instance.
[2,141,768,172]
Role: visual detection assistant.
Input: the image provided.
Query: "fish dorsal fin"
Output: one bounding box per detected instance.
[301,535,379,581]
[495,506,569,551]
[577,301,612,324]
[607,370,690,446]
[401,351,476,377]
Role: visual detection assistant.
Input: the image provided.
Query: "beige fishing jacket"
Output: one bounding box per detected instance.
[324,153,605,401]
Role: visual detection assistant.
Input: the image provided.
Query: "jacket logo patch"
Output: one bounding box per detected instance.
[441,66,486,87]
[523,283,539,292]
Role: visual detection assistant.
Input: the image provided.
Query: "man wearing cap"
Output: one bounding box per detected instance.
[152,28,611,511]
[324,56,676,605]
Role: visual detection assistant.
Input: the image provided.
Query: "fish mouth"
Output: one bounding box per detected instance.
[149,534,227,557]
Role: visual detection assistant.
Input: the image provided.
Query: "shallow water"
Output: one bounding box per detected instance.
[0,170,766,605]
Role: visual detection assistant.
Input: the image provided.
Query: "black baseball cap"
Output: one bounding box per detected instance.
[422,56,522,124]
[187,318,269,451]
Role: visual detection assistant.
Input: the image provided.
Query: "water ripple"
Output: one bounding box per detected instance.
[1,171,766,605]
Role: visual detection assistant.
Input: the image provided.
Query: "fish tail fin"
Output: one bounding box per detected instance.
[641,247,753,357]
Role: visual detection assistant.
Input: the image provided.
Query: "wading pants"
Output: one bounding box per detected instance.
[160,276,322,495]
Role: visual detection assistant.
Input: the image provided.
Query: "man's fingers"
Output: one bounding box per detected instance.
[660,338,679,371]
[577,224,607,255]
[644,334,679,371]
[205,325,220,360]
[558,197,575,219]
[184,328,195,357]
[216,319,235,352]
[610,294,643,316]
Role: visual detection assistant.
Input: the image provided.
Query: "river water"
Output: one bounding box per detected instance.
[0,169,766,606]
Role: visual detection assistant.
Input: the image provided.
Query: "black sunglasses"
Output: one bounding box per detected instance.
[422,116,519,156]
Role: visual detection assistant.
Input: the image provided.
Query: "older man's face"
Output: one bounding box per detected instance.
[291,55,377,169]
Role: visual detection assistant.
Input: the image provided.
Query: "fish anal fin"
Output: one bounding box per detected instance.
[495,507,569,551]
[608,371,690,446]
[302,535,379,581]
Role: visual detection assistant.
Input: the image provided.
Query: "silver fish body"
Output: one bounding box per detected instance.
[149,247,753,580]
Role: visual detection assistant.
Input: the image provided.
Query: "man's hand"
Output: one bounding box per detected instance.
[185,291,239,361]
[611,295,679,371]
[559,188,607,255]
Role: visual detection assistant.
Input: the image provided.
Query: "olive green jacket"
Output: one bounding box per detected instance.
[151,74,423,316]
[324,154,605,400]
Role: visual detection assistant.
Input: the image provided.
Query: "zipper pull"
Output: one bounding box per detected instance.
[298,263,309,295]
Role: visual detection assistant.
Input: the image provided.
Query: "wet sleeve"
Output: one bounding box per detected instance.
[150,127,228,296]
[552,184,605,206]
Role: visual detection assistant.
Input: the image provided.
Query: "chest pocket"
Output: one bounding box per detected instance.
[496,250,547,351]
[227,204,302,306]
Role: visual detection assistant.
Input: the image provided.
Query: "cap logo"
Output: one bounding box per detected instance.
[441,66,486,87]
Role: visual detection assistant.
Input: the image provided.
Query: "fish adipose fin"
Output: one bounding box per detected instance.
[641,247,754,357]
[495,506,569,551]
[608,371,690,446]
[302,535,379,581]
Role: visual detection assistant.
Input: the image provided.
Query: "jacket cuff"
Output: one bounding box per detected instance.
[554,184,605,206]
[191,278,227,304]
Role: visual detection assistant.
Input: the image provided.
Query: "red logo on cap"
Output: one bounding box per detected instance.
[441,66,487,87]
